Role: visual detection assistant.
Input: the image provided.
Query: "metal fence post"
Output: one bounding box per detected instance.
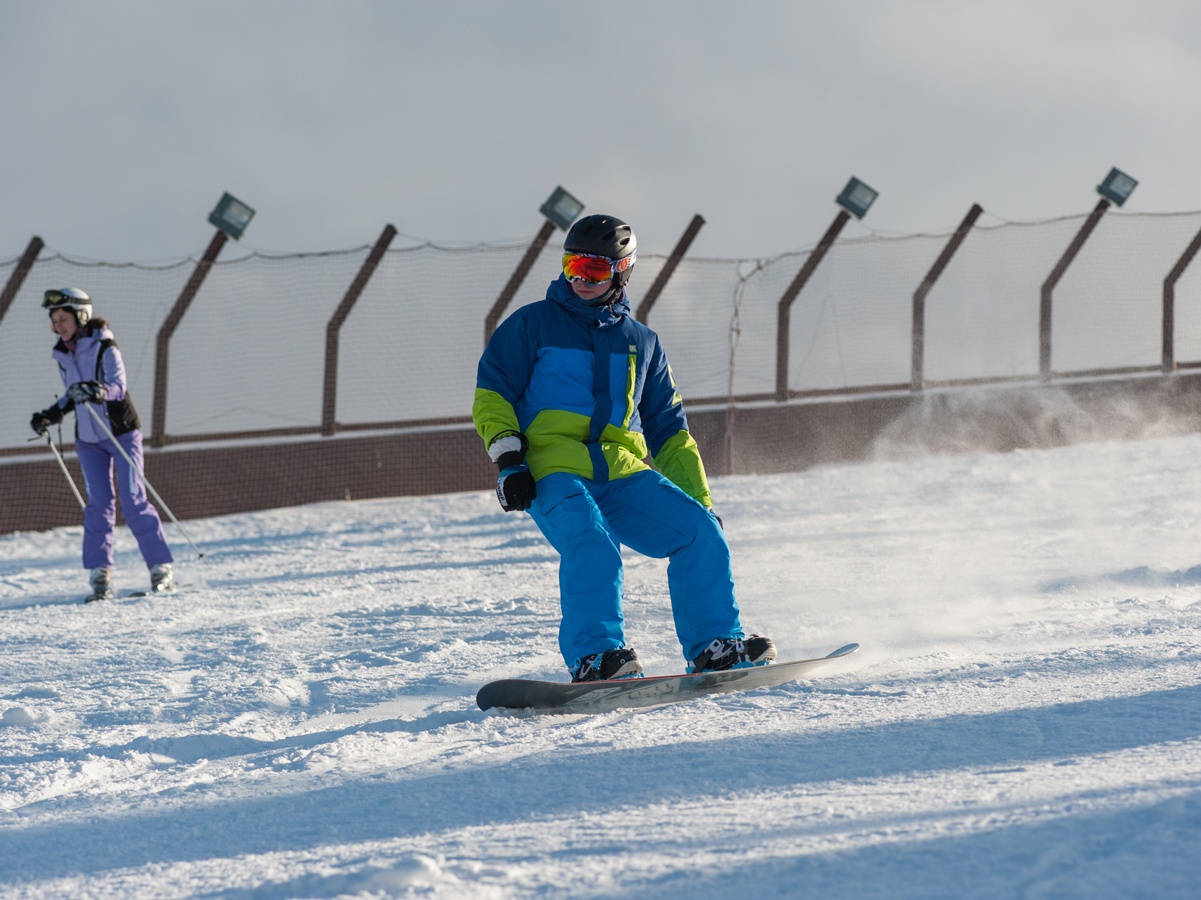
[775,210,850,401]
[0,236,45,326]
[1162,227,1201,372]
[151,229,228,447]
[1040,198,1110,377]
[911,204,983,390]
[323,224,398,435]
[635,214,705,324]
[484,220,556,345]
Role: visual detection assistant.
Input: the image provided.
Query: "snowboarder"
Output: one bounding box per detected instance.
[473,214,775,681]
[29,288,174,602]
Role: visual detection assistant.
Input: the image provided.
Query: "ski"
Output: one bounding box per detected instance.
[477,642,859,714]
[78,584,193,602]
[124,583,192,598]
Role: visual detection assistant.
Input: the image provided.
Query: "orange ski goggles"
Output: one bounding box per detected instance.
[562,252,636,285]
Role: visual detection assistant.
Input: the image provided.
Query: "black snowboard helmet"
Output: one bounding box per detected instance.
[563,215,637,305]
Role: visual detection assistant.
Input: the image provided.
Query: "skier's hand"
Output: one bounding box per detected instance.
[496,466,536,512]
[490,433,535,511]
[67,381,105,403]
[30,406,61,436]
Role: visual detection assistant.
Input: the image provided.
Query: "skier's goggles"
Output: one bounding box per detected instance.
[562,252,636,285]
[42,290,77,309]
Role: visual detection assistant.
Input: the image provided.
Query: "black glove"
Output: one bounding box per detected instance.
[489,433,535,512]
[30,406,62,436]
[67,381,105,403]
[497,465,536,512]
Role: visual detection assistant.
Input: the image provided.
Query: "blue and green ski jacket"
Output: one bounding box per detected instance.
[473,275,712,507]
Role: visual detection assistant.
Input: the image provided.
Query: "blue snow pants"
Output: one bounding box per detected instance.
[77,430,174,571]
[527,469,744,671]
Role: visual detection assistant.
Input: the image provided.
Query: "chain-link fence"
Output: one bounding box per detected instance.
[5,209,1201,532]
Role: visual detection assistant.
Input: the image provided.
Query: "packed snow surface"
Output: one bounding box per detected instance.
[3,432,1201,898]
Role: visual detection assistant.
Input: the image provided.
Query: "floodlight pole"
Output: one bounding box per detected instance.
[0,235,44,326]
[151,229,229,447]
[1039,198,1110,377]
[775,209,851,401]
[323,224,398,435]
[485,219,556,345]
[911,203,983,390]
[1162,226,1201,372]
[636,214,705,324]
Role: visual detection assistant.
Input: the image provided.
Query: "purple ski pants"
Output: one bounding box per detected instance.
[76,430,173,571]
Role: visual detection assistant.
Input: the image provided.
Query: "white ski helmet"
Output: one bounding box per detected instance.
[43,288,92,326]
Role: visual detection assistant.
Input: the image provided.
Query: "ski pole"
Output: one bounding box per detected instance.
[43,432,86,510]
[81,402,205,560]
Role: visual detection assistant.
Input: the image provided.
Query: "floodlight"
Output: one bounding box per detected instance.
[1096,167,1138,207]
[207,192,256,240]
[835,177,879,219]
[539,186,585,231]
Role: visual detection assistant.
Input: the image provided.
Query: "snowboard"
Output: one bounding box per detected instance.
[476,642,859,714]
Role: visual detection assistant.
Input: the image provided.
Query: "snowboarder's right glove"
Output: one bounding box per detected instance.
[29,406,62,436]
[490,433,536,512]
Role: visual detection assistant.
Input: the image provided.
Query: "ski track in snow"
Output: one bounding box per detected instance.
[2,434,1201,897]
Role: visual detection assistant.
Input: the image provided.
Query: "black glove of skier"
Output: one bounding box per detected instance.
[490,433,536,512]
[497,466,536,511]
[30,406,62,436]
[67,381,105,403]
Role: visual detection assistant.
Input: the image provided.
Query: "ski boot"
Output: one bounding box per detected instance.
[85,567,114,603]
[149,563,174,594]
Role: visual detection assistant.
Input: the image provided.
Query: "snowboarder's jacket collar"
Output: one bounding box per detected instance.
[546,274,630,327]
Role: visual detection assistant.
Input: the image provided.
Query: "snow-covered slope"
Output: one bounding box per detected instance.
[3,433,1201,897]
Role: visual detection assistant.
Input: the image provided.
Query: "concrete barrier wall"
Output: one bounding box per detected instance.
[5,372,1201,535]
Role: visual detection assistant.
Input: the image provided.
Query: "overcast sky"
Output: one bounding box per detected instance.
[4,0,1200,264]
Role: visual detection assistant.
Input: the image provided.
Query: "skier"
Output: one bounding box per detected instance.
[473,214,775,681]
[29,288,174,602]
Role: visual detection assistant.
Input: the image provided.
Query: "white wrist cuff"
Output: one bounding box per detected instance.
[488,434,524,463]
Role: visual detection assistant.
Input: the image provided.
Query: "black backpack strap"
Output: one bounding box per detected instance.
[91,337,141,436]
[95,338,116,382]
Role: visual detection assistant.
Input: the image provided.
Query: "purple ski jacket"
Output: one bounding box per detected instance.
[49,322,141,444]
